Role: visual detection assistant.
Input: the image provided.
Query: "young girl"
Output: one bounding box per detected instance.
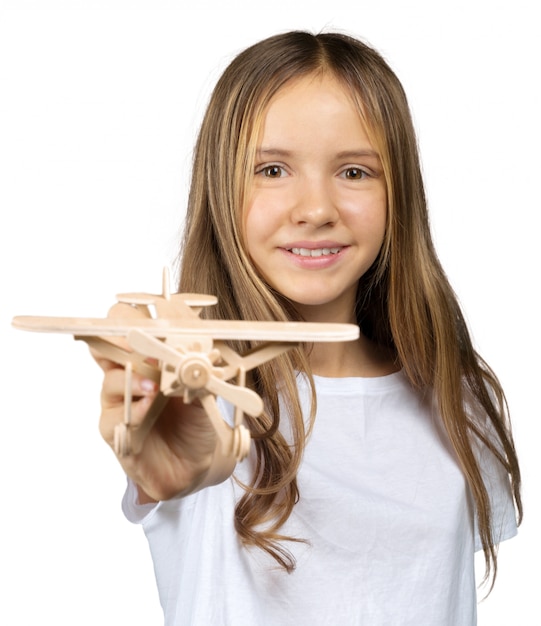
[95,31,521,624]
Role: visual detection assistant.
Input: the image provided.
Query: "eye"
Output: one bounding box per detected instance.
[342,167,368,180]
[257,164,287,178]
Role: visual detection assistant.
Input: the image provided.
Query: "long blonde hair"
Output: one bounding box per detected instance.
[178,31,522,583]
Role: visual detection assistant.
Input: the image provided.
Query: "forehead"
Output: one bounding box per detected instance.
[255,72,374,152]
[264,71,359,117]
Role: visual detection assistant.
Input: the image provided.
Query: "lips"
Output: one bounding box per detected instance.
[287,246,343,257]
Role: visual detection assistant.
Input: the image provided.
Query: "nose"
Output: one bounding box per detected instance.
[291,178,339,227]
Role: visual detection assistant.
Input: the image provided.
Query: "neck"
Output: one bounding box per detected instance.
[293,297,397,378]
[308,333,398,378]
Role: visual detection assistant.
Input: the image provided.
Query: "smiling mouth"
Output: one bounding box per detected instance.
[287,247,343,257]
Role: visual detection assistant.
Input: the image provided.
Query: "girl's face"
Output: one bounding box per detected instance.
[244,73,387,324]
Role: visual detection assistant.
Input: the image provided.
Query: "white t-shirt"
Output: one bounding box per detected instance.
[122,371,517,625]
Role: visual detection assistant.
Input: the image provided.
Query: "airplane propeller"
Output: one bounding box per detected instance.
[126,329,264,418]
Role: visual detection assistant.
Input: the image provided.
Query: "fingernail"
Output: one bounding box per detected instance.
[140,379,157,393]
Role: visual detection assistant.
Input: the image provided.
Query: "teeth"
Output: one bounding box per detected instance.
[289,247,342,257]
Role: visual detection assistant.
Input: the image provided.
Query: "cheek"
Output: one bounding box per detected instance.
[242,200,258,256]
[242,210,273,284]
[242,198,269,266]
[343,191,387,241]
[371,201,388,244]
[243,192,282,246]
[366,187,387,235]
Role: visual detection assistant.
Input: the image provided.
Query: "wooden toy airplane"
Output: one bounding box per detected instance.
[12,269,359,467]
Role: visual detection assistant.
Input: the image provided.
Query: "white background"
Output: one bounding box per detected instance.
[1,1,539,624]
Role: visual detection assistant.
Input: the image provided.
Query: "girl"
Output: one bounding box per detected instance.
[96,31,521,624]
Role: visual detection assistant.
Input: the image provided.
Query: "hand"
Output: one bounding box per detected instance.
[93,351,223,503]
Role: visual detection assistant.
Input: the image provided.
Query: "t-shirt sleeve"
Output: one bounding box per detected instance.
[467,387,519,551]
[473,439,518,551]
[121,477,159,524]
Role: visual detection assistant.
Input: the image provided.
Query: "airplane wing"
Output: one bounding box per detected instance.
[12,315,360,342]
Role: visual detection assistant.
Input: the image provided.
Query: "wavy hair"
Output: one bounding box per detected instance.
[177,30,522,584]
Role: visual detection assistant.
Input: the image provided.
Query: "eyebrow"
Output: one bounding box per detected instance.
[256,148,380,160]
[335,149,380,160]
[256,148,293,159]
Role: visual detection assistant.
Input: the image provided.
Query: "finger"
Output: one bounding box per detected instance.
[89,346,122,373]
[101,368,159,407]
[98,394,156,447]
